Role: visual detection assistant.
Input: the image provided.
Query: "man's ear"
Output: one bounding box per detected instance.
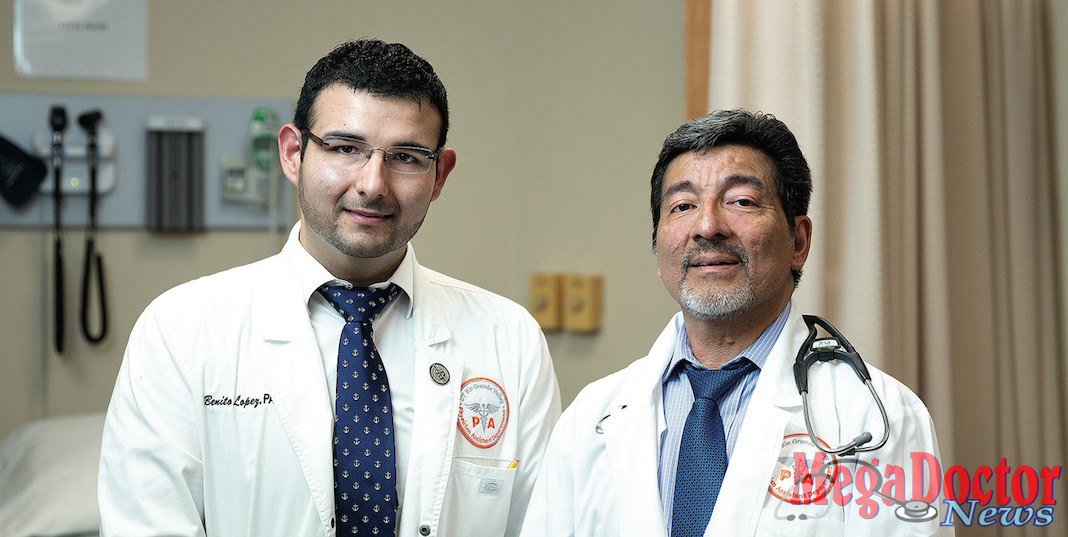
[792,215,813,271]
[430,148,456,202]
[278,124,304,187]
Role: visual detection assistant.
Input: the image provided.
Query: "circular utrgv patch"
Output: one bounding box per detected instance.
[457,377,509,448]
[769,433,838,505]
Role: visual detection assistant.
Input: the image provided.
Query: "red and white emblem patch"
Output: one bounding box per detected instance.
[457,377,509,448]
[769,433,837,505]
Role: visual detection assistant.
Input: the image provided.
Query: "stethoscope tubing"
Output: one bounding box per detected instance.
[80,235,108,343]
[800,379,890,456]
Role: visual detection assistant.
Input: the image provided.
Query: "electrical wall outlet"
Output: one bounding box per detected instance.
[563,274,603,333]
[529,273,564,331]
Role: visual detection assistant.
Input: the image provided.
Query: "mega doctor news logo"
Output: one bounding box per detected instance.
[771,434,1062,528]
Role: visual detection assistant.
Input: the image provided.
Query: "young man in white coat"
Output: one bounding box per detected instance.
[520,110,950,536]
[99,39,561,537]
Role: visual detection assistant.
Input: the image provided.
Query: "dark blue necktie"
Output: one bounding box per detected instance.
[319,283,400,537]
[671,358,757,537]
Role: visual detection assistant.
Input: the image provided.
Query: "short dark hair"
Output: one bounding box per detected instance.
[649,109,812,285]
[293,39,449,149]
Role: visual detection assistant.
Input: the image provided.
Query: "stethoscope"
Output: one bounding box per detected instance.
[77,110,108,344]
[593,315,927,521]
[793,317,939,521]
[793,315,889,456]
[594,315,892,456]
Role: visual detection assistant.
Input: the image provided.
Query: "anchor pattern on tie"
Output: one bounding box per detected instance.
[319,283,400,536]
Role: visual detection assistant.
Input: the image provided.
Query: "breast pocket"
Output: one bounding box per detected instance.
[757,493,847,536]
[439,458,516,537]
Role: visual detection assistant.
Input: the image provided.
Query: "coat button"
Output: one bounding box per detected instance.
[330,518,335,528]
[419,525,432,536]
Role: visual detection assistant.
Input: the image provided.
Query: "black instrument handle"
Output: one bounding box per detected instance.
[53,236,65,354]
[80,237,108,344]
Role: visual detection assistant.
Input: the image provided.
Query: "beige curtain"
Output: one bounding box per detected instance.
[689,1,1066,535]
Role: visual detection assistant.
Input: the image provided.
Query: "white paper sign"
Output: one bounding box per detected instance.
[14,0,147,80]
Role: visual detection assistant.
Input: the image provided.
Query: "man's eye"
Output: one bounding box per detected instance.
[391,151,420,164]
[335,145,362,155]
[390,148,432,164]
[671,203,694,213]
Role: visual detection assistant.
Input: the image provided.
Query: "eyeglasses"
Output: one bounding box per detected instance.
[301,129,439,175]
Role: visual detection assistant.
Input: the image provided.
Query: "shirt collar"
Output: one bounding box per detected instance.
[284,222,416,319]
[662,301,792,382]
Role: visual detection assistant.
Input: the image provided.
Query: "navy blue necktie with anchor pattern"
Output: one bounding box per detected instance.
[318,283,400,536]
[671,358,757,537]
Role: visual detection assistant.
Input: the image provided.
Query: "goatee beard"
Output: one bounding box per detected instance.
[677,242,755,320]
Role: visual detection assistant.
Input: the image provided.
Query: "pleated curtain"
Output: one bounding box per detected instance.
[686,1,1066,535]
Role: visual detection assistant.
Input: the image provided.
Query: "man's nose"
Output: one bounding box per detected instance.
[693,203,730,241]
[352,151,390,199]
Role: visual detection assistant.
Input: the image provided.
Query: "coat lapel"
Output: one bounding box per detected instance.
[602,316,681,537]
[398,257,463,536]
[252,255,336,529]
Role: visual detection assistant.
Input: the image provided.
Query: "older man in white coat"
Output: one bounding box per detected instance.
[521,109,951,536]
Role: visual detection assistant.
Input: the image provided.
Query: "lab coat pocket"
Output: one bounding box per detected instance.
[758,493,847,536]
[439,458,516,537]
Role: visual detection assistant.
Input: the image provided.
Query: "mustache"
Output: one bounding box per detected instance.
[679,241,749,269]
[340,197,398,214]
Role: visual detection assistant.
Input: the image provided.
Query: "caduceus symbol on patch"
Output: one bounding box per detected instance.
[465,402,501,432]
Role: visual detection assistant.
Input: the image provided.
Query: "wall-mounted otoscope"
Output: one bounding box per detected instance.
[77,110,108,344]
[49,105,67,354]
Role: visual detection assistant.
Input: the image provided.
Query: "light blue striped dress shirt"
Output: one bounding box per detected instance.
[657,302,791,534]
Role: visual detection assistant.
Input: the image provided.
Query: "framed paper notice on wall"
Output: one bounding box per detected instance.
[13,0,147,80]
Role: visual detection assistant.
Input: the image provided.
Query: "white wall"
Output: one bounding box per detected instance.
[0,0,684,439]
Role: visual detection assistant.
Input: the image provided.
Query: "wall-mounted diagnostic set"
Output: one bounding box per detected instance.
[0,94,294,353]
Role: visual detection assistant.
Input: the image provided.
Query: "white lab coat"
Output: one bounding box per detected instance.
[521,307,952,537]
[99,245,561,537]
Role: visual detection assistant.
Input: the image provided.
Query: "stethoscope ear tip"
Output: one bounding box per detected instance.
[854,431,873,447]
[594,404,627,434]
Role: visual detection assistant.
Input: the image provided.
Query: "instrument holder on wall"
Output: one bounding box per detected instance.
[1,93,295,230]
[32,128,118,195]
[145,115,206,232]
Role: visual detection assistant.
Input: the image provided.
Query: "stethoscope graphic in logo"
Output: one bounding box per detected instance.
[771,458,833,522]
[843,457,939,523]
[771,454,939,523]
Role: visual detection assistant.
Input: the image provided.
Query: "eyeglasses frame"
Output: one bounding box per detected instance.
[299,128,440,175]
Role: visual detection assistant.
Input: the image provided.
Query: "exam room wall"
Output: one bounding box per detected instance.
[4,0,1068,453]
[0,1,683,439]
